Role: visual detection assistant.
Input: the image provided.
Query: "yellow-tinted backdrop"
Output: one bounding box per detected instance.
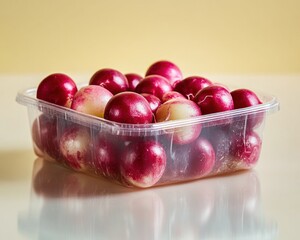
[1,0,300,74]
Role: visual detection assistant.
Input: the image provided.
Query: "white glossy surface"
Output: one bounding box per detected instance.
[0,75,299,239]
[20,159,277,240]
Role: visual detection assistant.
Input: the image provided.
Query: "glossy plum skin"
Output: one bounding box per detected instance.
[231,88,264,129]
[230,130,262,167]
[155,98,202,144]
[29,61,272,189]
[161,91,186,103]
[194,85,234,115]
[125,73,143,91]
[163,143,192,179]
[89,68,129,94]
[37,73,78,108]
[71,85,113,118]
[156,98,201,122]
[188,137,215,178]
[104,92,153,124]
[231,89,262,109]
[141,93,161,113]
[31,114,60,160]
[201,126,232,172]
[174,76,212,100]
[59,125,91,171]
[120,140,167,188]
[135,75,173,100]
[92,133,119,179]
[145,60,183,87]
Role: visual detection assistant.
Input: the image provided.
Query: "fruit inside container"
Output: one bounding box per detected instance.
[16,60,279,188]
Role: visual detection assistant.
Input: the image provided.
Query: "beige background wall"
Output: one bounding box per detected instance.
[0,0,299,150]
[1,0,300,75]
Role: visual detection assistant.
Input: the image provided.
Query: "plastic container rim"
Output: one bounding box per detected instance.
[16,87,280,132]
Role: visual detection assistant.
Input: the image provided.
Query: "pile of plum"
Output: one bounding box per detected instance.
[33,60,264,188]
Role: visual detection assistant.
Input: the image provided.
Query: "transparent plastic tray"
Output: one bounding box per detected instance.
[16,87,279,188]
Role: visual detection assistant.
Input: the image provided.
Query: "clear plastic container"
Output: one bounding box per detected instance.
[16,87,279,188]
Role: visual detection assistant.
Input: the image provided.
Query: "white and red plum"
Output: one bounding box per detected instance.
[201,126,232,172]
[141,93,161,113]
[29,61,271,188]
[155,98,202,144]
[31,114,60,160]
[104,92,153,124]
[89,68,129,94]
[71,85,113,118]
[231,88,262,109]
[135,75,173,100]
[162,142,192,179]
[188,137,215,178]
[161,91,186,103]
[194,85,234,115]
[230,130,262,167]
[120,140,167,188]
[59,125,91,171]
[125,73,143,91]
[92,133,119,179]
[174,76,212,100]
[231,88,264,130]
[145,60,183,87]
[37,73,78,108]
